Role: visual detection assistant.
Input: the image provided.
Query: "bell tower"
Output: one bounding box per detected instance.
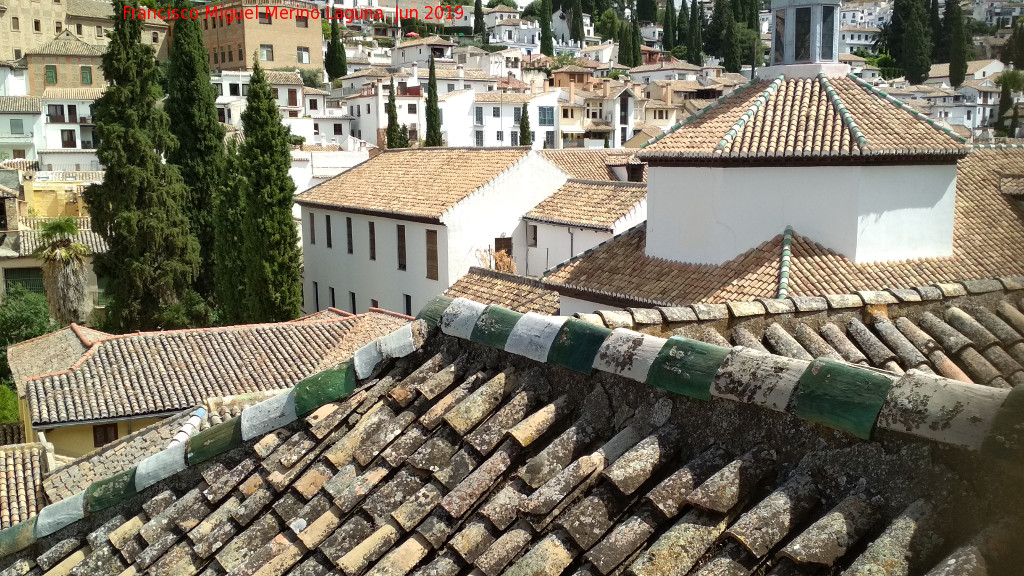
[756,0,849,78]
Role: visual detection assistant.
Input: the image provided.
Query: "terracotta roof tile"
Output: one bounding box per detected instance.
[0,444,44,529]
[524,179,646,230]
[41,87,106,100]
[26,30,103,57]
[0,97,40,113]
[397,35,456,48]
[444,268,559,314]
[538,149,633,181]
[264,70,303,85]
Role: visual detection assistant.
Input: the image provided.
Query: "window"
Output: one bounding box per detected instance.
[3,267,43,294]
[272,88,280,99]
[229,83,240,96]
[238,44,243,61]
[495,237,512,257]
[308,212,316,244]
[10,119,24,135]
[45,65,57,85]
[259,9,272,23]
[404,294,412,316]
[408,103,417,114]
[562,109,570,119]
[11,18,19,31]
[289,89,298,106]
[773,10,785,64]
[313,281,320,310]
[527,224,537,247]
[821,6,835,60]
[55,21,62,33]
[511,131,519,146]
[474,106,484,125]
[309,99,318,110]
[426,229,438,280]
[538,106,554,126]
[368,221,376,260]
[314,122,320,135]
[12,149,24,159]
[213,51,218,64]
[13,49,21,60]
[545,131,555,148]
[795,7,811,62]
[96,25,104,36]
[297,15,309,27]
[345,216,354,253]
[492,106,500,117]
[334,124,343,135]
[260,44,274,61]
[61,129,76,148]
[514,106,521,123]
[297,47,310,64]
[93,423,118,448]
[447,83,455,91]
[371,299,379,309]
[349,292,357,313]
[322,214,332,248]
[152,31,159,43]
[330,287,336,308]
[81,66,92,85]
[475,131,483,146]
[34,20,41,32]
[496,130,503,142]
[397,224,407,270]
[76,23,83,34]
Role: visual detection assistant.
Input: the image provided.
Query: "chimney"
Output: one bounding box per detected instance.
[457,64,464,78]
[411,62,419,82]
[569,80,575,102]
[603,78,610,98]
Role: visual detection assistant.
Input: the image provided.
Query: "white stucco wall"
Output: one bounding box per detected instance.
[519,222,610,278]
[647,163,957,265]
[559,294,616,316]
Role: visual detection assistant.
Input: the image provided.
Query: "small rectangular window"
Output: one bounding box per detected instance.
[308,212,316,244]
[514,106,521,122]
[369,221,376,260]
[45,65,57,84]
[346,217,353,253]
[475,131,483,146]
[404,294,412,316]
[55,21,62,33]
[61,129,76,148]
[96,25,103,37]
[81,66,92,85]
[474,107,483,125]
[10,119,24,135]
[408,103,417,114]
[495,237,512,257]
[152,31,159,43]
[93,423,118,447]
[259,9,271,23]
[297,46,310,64]
[492,107,499,117]
[496,131,503,142]
[821,6,835,60]
[260,44,274,61]
[349,292,357,313]
[511,131,519,146]
[238,44,243,61]
[773,10,786,64]
[313,280,320,310]
[397,224,406,270]
[297,15,309,27]
[527,224,537,247]
[11,17,19,31]
[334,124,343,135]
[795,7,811,62]
[426,229,438,280]
[330,286,336,308]
[34,20,41,32]
[325,214,333,248]
[371,299,379,308]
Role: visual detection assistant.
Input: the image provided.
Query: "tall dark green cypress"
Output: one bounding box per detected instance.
[663,0,676,51]
[619,20,633,65]
[326,22,347,80]
[998,81,1013,131]
[84,0,199,332]
[519,104,532,146]
[386,78,407,148]
[676,0,689,51]
[425,56,442,146]
[540,0,554,56]
[165,0,224,303]
[636,0,656,22]
[474,0,485,37]
[632,13,642,64]
[213,138,246,325]
[902,0,931,84]
[721,1,740,71]
[705,0,726,57]
[688,0,702,65]
[570,0,585,42]
[929,0,943,60]
[945,0,968,85]
[238,60,302,322]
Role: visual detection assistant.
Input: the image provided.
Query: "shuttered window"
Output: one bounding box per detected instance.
[426,230,438,280]
[397,225,407,270]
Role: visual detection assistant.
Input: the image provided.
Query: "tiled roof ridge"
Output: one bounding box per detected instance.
[440,151,535,219]
[714,75,786,154]
[818,73,867,153]
[846,73,971,147]
[974,142,1024,150]
[21,313,369,385]
[67,323,105,347]
[543,221,647,277]
[638,77,761,150]
[777,225,794,298]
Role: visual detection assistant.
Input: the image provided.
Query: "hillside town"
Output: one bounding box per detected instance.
[0,0,1023,571]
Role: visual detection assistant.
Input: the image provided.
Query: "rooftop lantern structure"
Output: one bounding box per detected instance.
[758,0,849,79]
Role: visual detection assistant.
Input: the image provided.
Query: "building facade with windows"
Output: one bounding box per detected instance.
[0,96,44,163]
[37,86,102,171]
[199,0,325,71]
[469,90,561,149]
[23,30,104,96]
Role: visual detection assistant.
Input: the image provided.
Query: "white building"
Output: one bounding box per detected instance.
[926,59,1005,86]
[551,8,594,47]
[289,136,373,194]
[483,4,520,28]
[0,63,29,97]
[391,36,456,67]
[470,90,562,148]
[0,96,43,163]
[488,20,544,54]
[629,60,702,84]
[38,87,102,172]
[212,69,323,128]
[344,78,426,146]
[455,47,524,81]
[839,25,879,54]
[296,148,569,315]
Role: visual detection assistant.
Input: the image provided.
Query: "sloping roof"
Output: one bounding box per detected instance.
[639,75,970,163]
[524,179,646,230]
[265,70,303,85]
[629,60,701,73]
[305,87,330,95]
[929,59,1000,78]
[0,185,16,199]
[538,149,633,181]
[444,267,560,314]
[0,97,40,114]
[296,148,530,220]
[41,87,106,100]
[0,444,45,530]
[398,35,456,48]
[1000,174,1024,195]
[554,65,595,74]
[0,298,1021,574]
[432,68,494,80]
[65,0,116,19]
[546,147,1024,306]
[473,92,544,103]
[0,424,25,446]
[18,220,108,256]
[26,30,103,57]
[23,311,408,425]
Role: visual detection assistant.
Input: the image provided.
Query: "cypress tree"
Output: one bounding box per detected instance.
[636,0,656,22]
[571,0,585,43]
[722,1,740,71]
[688,0,702,65]
[239,60,302,322]
[386,78,403,148]
[1014,22,1024,68]
[1011,106,1020,137]
[425,56,442,146]
[619,20,633,65]
[519,104,532,146]
[84,0,200,332]
[945,0,968,86]
[213,138,246,325]
[474,0,485,37]
[998,80,1013,132]
[541,0,554,55]
[165,0,224,303]
[676,0,689,51]
[663,0,676,51]
[929,0,943,61]
[326,22,347,80]
[705,0,726,57]
[632,13,642,64]
[902,0,931,84]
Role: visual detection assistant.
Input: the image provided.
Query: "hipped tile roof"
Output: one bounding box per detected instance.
[538,149,634,181]
[22,311,407,425]
[26,31,103,57]
[398,35,456,48]
[639,75,970,162]
[265,70,303,85]
[296,148,530,220]
[545,147,1024,305]
[524,179,646,231]
[0,299,1021,574]
[445,267,559,314]
[18,218,108,256]
[41,87,106,101]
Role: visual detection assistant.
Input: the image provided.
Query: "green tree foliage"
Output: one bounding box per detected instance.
[929,0,943,61]
[619,20,634,65]
[426,56,443,146]
[519,104,532,146]
[474,0,485,35]
[0,285,56,381]
[670,45,688,59]
[676,0,689,49]
[597,8,620,39]
[166,0,225,302]
[901,0,932,84]
[386,78,407,148]
[593,0,610,20]
[487,0,517,7]
[571,0,585,42]
[239,61,303,322]
[33,217,90,326]
[944,0,969,85]
[1010,106,1020,137]
[636,0,656,22]
[1010,21,1024,68]
[721,1,739,71]
[632,14,642,64]
[540,0,554,55]
[688,0,702,64]
[521,0,541,19]
[998,80,1013,131]
[662,0,676,51]
[84,0,200,332]
[997,69,1024,93]
[326,22,348,80]
[704,0,727,56]
[213,138,246,325]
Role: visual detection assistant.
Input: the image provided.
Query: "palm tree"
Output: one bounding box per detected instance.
[33,217,91,325]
